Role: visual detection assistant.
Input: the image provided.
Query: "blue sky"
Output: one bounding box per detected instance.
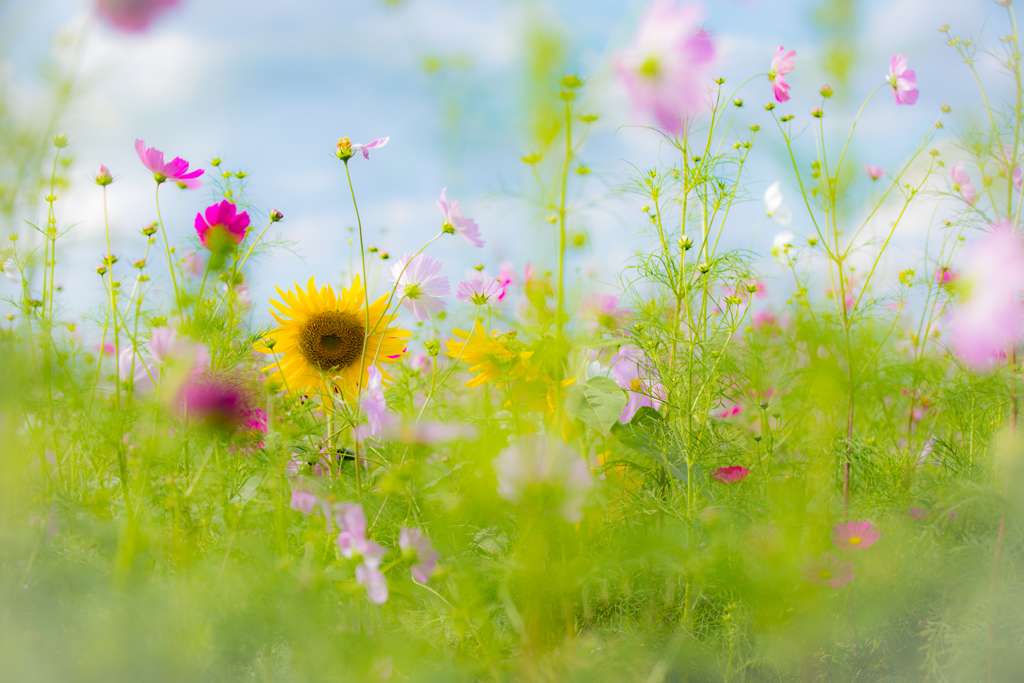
[0,0,1013,334]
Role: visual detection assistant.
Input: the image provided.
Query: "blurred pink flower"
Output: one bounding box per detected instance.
[177,374,260,437]
[935,267,959,285]
[831,521,881,551]
[768,46,796,102]
[493,435,593,523]
[610,346,664,422]
[753,309,777,329]
[290,490,320,515]
[399,526,440,584]
[713,465,749,483]
[95,0,180,32]
[95,165,113,185]
[381,420,476,444]
[438,188,484,248]
[908,507,930,520]
[864,165,885,180]
[799,553,855,588]
[580,293,631,330]
[390,253,450,321]
[496,261,516,301]
[336,503,388,604]
[714,399,742,419]
[118,348,155,391]
[149,327,210,375]
[182,251,204,277]
[97,341,116,356]
[887,53,919,105]
[355,367,387,440]
[950,163,977,206]
[409,353,430,373]
[947,224,1024,369]
[134,139,204,188]
[195,200,250,253]
[456,274,502,305]
[613,1,714,134]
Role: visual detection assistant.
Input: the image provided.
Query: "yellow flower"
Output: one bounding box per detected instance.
[444,320,532,388]
[257,276,410,401]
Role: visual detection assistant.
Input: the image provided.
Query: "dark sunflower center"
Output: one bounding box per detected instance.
[298,311,365,372]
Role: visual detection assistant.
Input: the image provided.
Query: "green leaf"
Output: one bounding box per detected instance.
[564,377,628,435]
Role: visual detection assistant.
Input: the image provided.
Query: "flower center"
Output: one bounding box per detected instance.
[889,75,898,89]
[630,378,642,391]
[298,311,365,372]
[469,292,491,306]
[818,570,831,579]
[639,57,660,79]
[848,536,862,545]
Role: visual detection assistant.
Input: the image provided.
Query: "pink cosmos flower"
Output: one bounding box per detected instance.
[118,348,155,391]
[409,353,430,373]
[799,553,856,589]
[713,465,749,483]
[613,1,714,134]
[493,435,593,523]
[496,261,516,301]
[753,309,777,329]
[713,399,742,419]
[864,165,885,180]
[887,54,919,105]
[390,253,450,321]
[355,367,387,441]
[95,165,113,185]
[831,521,881,551]
[149,327,210,375]
[456,274,502,306]
[935,267,959,285]
[195,200,250,252]
[768,46,796,102]
[177,374,254,431]
[95,0,180,32]
[399,526,440,584]
[580,294,631,331]
[947,224,1024,368]
[908,507,930,520]
[381,420,476,444]
[182,251,204,277]
[134,139,204,187]
[610,346,664,422]
[335,503,388,605]
[352,137,389,159]
[950,163,977,206]
[437,188,483,247]
[290,490,320,515]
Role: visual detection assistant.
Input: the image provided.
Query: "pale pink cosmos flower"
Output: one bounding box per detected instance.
[456,274,502,306]
[351,137,389,159]
[950,163,977,206]
[493,435,593,523]
[399,526,440,584]
[799,553,855,589]
[908,507,930,520]
[409,353,430,373]
[289,490,320,516]
[609,346,664,422]
[134,139,204,188]
[831,521,881,551]
[887,54,919,105]
[355,366,387,441]
[149,327,210,375]
[768,46,796,102]
[580,293,631,331]
[947,224,1024,369]
[613,1,715,134]
[437,188,484,248]
[118,347,156,391]
[95,0,180,32]
[390,253,450,322]
[195,200,250,252]
[336,503,388,605]
[864,165,885,180]
[713,466,748,483]
[753,309,777,329]
[381,420,476,444]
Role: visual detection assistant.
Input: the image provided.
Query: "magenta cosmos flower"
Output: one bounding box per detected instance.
[799,553,855,589]
[390,253,450,322]
[950,163,977,206]
[456,274,502,306]
[613,1,714,134]
[887,54,919,105]
[335,503,388,605]
[437,188,483,247]
[713,465,748,483]
[95,0,180,32]
[864,165,885,180]
[195,200,250,252]
[399,526,440,584]
[134,139,204,187]
[610,346,664,422]
[768,46,796,102]
[935,267,959,285]
[947,224,1024,369]
[831,521,881,551]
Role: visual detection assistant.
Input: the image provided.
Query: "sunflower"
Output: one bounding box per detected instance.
[257,276,410,401]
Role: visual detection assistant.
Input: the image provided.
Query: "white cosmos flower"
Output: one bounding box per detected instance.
[764,181,792,226]
[772,231,796,265]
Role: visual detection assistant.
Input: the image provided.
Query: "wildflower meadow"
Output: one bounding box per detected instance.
[4,0,1024,680]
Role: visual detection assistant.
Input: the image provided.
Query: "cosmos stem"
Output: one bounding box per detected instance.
[343,159,368,493]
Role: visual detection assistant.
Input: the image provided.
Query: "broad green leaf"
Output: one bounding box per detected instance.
[564,376,627,434]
